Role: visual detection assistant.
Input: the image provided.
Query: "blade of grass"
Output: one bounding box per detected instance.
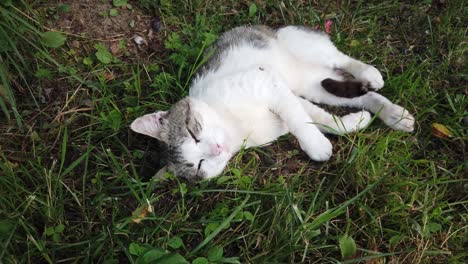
[189,194,250,256]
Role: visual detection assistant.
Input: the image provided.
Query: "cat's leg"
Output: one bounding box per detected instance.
[298,98,371,135]
[266,75,333,161]
[303,91,415,132]
[276,26,384,89]
[332,54,384,90]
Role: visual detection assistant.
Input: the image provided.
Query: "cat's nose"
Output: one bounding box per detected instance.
[211,144,223,156]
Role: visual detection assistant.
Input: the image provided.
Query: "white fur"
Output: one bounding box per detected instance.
[181,99,237,177]
[132,26,415,179]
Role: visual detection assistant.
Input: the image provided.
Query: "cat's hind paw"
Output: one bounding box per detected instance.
[358,66,384,90]
[381,104,415,132]
[339,110,371,133]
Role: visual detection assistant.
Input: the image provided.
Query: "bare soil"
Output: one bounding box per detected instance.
[50,0,165,62]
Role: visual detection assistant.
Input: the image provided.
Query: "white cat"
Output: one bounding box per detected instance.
[131,25,415,180]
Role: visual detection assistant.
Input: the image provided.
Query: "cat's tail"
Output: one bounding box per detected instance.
[321,78,372,98]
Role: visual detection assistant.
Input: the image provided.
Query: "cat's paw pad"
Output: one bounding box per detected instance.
[300,134,333,161]
[358,66,384,90]
[381,104,415,132]
[342,110,371,131]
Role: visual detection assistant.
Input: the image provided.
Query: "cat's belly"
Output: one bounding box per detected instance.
[233,106,289,148]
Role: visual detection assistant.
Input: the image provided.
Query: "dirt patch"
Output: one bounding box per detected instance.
[49,0,165,61]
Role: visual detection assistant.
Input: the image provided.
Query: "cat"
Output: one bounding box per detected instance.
[130,25,415,180]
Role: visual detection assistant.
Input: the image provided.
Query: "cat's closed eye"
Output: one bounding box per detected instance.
[187,127,200,143]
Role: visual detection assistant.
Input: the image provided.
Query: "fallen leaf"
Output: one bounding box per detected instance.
[131,204,153,224]
[41,31,67,48]
[110,41,120,55]
[431,123,453,138]
[70,40,80,49]
[81,98,94,109]
[103,71,114,81]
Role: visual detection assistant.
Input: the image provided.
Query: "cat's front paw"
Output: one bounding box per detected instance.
[381,104,415,132]
[299,133,333,161]
[358,66,384,90]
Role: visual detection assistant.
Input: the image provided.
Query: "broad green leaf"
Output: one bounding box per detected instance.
[129,242,147,256]
[54,224,65,233]
[192,257,208,264]
[113,0,127,7]
[96,49,112,64]
[139,248,167,263]
[167,236,184,249]
[389,235,402,246]
[204,222,219,237]
[45,227,55,236]
[109,9,119,17]
[243,211,254,221]
[339,234,356,259]
[238,176,251,185]
[52,233,60,242]
[249,3,257,17]
[41,31,67,48]
[95,44,113,64]
[207,246,223,262]
[157,253,188,264]
[83,57,93,66]
[234,211,244,221]
[231,168,241,178]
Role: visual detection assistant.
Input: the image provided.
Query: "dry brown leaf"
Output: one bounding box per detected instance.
[131,204,153,224]
[110,41,120,55]
[431,123,453,138]
[103,71,114,81]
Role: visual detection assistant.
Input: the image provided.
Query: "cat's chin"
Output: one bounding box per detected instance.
[203,151,233,179]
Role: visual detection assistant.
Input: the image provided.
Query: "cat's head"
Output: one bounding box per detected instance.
[131,97,232,180]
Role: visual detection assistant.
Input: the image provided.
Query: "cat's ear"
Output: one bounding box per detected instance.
[130,111,168,141]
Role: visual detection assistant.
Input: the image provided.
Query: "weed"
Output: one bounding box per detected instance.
[0,0,466,263]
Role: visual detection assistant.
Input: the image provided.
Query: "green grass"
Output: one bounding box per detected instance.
[0,0,466,263]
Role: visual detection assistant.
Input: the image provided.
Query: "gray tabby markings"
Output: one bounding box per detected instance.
[198,26,276,75]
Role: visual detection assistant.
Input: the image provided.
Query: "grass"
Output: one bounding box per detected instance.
[0,0,466,263]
